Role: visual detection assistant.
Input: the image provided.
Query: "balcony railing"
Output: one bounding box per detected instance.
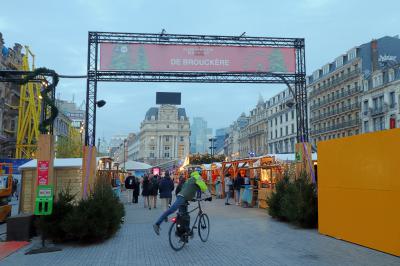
[370,105,389,116]
[310,119,360,136]
[310,86,362,110]
[310,102,360,123]
[309,69,361,98]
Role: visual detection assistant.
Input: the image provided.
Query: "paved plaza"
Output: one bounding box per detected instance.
[1,192,399,266]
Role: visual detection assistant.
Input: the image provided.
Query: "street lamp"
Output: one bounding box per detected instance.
[123,139,127,171]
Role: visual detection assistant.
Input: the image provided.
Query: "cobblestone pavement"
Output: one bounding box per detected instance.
[2,192,399,266]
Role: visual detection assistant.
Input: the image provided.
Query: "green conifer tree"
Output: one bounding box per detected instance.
[110,45,135,70]
[268,48,287,72]
[133,45,150,71]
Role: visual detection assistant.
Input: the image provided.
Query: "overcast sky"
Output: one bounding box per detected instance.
[1,0,399,140]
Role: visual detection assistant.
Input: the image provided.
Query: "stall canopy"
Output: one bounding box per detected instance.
[268,153,317,162]
[19,158,83,170]
[124,160,152,171]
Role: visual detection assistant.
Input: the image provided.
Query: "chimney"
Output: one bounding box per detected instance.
[371,39,378,72]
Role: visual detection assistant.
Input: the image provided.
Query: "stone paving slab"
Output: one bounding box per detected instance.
[1,192,399,266]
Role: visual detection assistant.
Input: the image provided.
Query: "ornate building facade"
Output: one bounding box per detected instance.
[0,33,23,158]
[138,105,190,166]
[361,64,400,133]
[266,88,297,154]
[308,36,400,147]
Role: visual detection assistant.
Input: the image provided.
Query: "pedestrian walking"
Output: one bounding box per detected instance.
[234,172,244,206]
[224,174,232,205]
[158,171,175,222]
[215,176,221,199]
[125,174,135,204]
[150,175,159,209]
[142,175,151,209]
[242,175,251,208]
[133,177,140,203]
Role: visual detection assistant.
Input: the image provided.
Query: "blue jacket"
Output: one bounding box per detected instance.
[158,176,174,198]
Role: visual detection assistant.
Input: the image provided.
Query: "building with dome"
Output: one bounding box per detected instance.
[137,105,190,166]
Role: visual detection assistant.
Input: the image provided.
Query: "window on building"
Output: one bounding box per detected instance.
[164,146,170,150]
[291,124,294,134]
[270,131,273,139]
[322,64,330,75]
[280,128,283,137]
[285,113,288,122]
[291,110,294,119]
[150,152,155,158]
[165,136,170,142]
[275,117,277,126]
[389,92,396,107]
[285,126,288,136]
[373,117,385,131]
[164,152,170,158]
[364,121,369,133]
[166,125,170,128]
[388,69,395,82]
[280,115,282,123]
[275,129,277,138]
[348,49,357,61]
[180,136,184,141]
[335,56,343,68]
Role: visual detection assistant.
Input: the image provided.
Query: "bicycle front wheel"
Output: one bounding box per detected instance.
[168,222,186,251]
[198,213,210,242]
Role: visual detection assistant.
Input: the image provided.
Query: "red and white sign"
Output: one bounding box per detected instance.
[37,160,49,185]
[100,43,296,73]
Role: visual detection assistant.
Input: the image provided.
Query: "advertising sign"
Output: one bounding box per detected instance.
[37,160,49,185]
[100,43,296,73]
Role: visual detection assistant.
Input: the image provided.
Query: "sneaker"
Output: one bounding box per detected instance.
[149,207,151,210]
[153,224,160,236]
[225,203,231,205]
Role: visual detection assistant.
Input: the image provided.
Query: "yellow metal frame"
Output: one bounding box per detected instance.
[15,46,42,159]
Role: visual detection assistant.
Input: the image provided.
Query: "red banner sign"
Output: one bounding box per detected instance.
[100,43,296,73]
[37,160,49,185]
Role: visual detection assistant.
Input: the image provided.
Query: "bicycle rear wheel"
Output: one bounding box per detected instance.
[168,222,186,251]
[198,213,210,242]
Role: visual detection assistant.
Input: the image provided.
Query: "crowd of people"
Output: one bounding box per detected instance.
[215,172,254,207]
[124,171,179,212]
[122,171,255,209]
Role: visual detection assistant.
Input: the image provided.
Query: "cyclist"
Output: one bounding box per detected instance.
[153,170,211,235]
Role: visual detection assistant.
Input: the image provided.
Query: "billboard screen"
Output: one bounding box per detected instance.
[100,43,296,73]
[156,92,181,105]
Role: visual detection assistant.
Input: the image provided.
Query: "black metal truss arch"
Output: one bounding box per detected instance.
[85,31,308,147]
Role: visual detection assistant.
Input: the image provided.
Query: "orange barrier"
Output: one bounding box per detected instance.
[318,128,400,256]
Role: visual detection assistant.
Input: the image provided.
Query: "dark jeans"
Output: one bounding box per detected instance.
[133,195,138,203]
[156,195,186,226]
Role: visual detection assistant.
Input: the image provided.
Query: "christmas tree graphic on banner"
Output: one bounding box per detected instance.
[110,44,135,70]
[268,48,287,72]
[133,45,150,71]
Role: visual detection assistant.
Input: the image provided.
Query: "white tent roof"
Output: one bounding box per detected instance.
[124,160,152,170]
[19,158,83,170]
[269,153,317,162]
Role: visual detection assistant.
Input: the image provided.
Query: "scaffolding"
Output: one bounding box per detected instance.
[15,46,42,158]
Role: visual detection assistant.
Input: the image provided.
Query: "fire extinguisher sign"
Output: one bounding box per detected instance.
[37,160,49,185]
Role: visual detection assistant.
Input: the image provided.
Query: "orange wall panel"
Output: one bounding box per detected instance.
[318,128,400,256]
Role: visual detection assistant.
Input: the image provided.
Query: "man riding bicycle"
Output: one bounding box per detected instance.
[153,171,211,235]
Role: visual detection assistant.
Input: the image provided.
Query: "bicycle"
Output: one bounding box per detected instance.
[168,198,210,251]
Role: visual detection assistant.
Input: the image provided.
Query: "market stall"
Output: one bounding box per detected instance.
[19,158,84,213]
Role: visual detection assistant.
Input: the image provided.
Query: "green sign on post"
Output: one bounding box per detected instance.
[34,185,54,215]
[295,151,302,162]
